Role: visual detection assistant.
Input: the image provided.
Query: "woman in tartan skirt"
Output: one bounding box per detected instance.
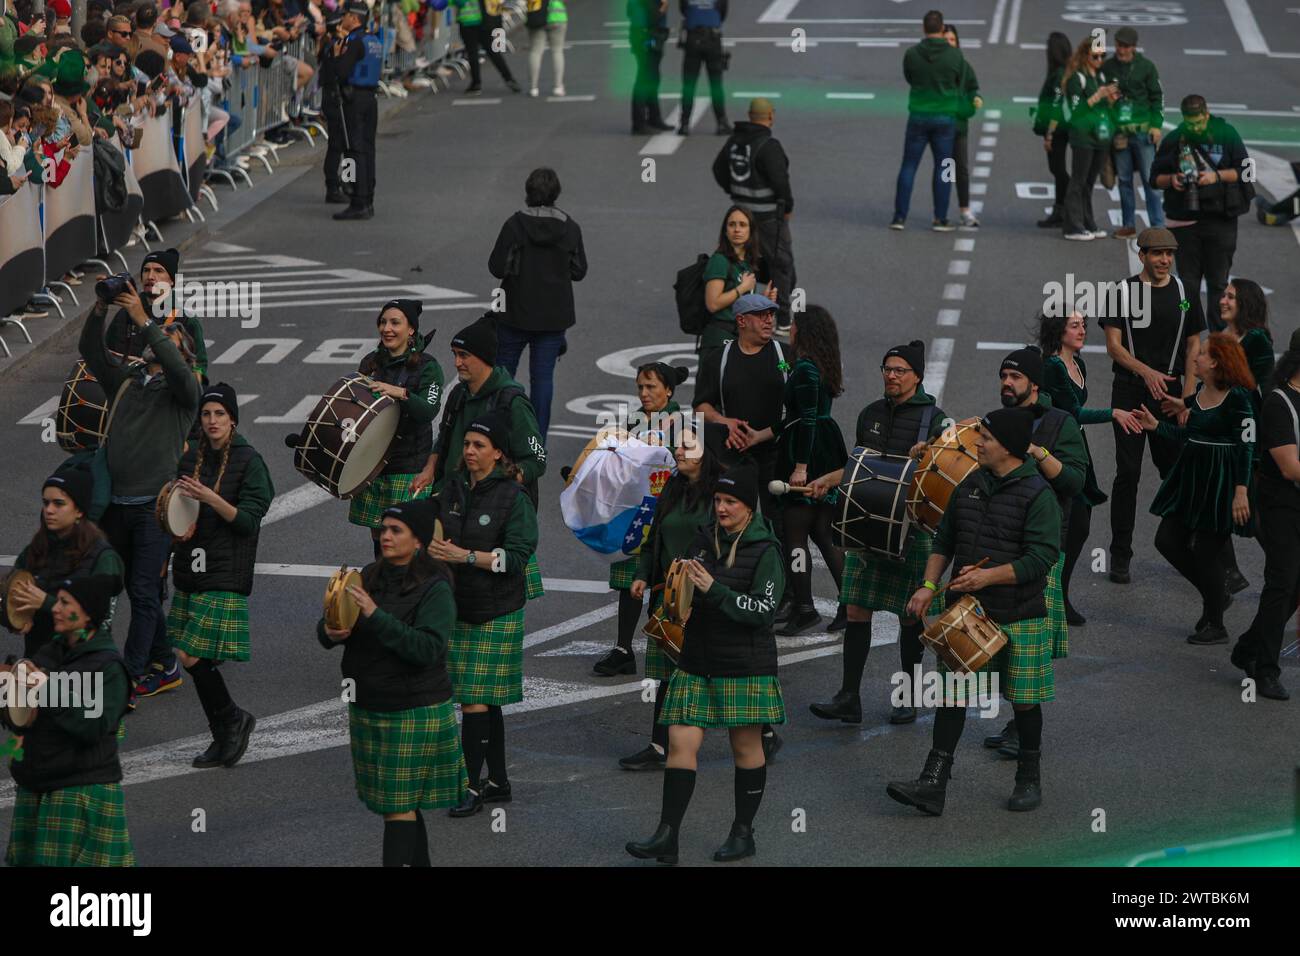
[5,575,135,867]
[168,385,273,770]
[348,300,445,559]
[431,410,539,818]
[618,427,724,770]
[593,362,690,677]
[627,459,786,864]
[887,409,1060,816]
[318,500,468,866]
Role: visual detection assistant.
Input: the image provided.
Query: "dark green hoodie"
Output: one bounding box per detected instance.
[903,36,968,117]
[1101,52,1163,132]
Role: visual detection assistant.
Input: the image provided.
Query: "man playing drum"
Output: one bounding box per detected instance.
[808,341,948,725]
[887,407,1060,816]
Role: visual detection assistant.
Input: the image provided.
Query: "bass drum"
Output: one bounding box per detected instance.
[832,448,918,561]
[908,417,981,535]
[55,356,138,452]
[292,375,399,499]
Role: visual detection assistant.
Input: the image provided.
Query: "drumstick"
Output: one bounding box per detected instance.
[768,480,815,496]
[937,557,990,595]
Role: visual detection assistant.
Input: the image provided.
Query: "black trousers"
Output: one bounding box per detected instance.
[1174,217,1238,332]
[1062,501,1091,607]
[680,29,726,124]
[341,87,377,204]
[1046,130,1070,206]
[461,21,515,88]
[754,216,796,326]
[630,34,666,128]
[322,90,347,192]
[1109,374,1183,563]
[952,131,970,208]
[1063,142,1104,234]
[1238,496,1300,679]
[1154,515,1229,627]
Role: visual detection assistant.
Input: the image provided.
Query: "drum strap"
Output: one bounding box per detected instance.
[718,339,787,418]
[100,377,133,450]
[915,403,935,446]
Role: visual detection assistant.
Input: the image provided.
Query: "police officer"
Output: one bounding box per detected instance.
[318,8,350,205]
[331,0,381,222]
[677,0,729,136]
[713,98,796,336]
[629,0,671,134]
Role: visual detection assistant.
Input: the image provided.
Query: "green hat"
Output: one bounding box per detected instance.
[52,49,89,97]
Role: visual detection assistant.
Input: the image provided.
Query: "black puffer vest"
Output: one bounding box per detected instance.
[946,470,1052,623]
[172,441,260,595]
[1031,406,1073,532]
[678,524,779,678]
[856,395,937,457]
[439,471,526,624]
[362,347,436,475]
[341,562,455,711]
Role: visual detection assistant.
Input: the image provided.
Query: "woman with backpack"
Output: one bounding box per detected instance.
[695,205,775,355]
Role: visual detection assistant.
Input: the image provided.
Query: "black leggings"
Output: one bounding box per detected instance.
[614,588,642,654]
[952,130,970,208]
[1154,515,1229,626]
[1061,501,1091,609]
[461,22,515,87]
[1046,130,1070,206]
[782,502,844,607]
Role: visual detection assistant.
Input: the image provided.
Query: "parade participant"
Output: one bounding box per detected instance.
[81,281,202,703]
[317,7,350,204]
[317,500,469,866]
[941,24,981,228]
[349,300,444,559]
[593,362,690,677]
[433,411,539,817]
[1039,312,1142,625]
[1101,227,1204,584]
[1137,333,1255,645]
[1033,31,1071,228]
[452,0,520,95]
[628,0,670,133]
[8,471,124,659]
[887,407,1060,816]
[808,340,947,725]
[169,384,273,769]
[102,248,208,378]
[677,0,729,136]
[618,426,724,770]
[1102,26,1165,239]
[626,459,786,863]
[331,1,379,220]
[699,204,775,354]
[765,305,847,636]
[4,575,135,866]
[713,98,795,334]
[1060,36,1117,241]
[1234,329,1300,701]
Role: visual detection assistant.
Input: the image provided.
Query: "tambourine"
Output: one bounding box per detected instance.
[1,570,37,634]
[156,480,201,537]
[324,566,363,632]
[6,658,47,729]
[663,559,695,625]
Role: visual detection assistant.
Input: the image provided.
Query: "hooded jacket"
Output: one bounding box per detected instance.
[488,206,588,332]
[902,36,967,117]
[712,121,794,217]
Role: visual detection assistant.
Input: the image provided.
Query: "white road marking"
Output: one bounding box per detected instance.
[948,260,971,276]
[1012,96,1037,103]
[546,95,596,102]
[954,238,975,252]
[977,342,1106,353]
[757,0,800,22]
[927,339,954,405]
[979,136,997,147]
[826,92,876,100]
[937,309,961,326]
[1242,140,1300,147]
[976,151,995,162]
[183,254,320,267]
[17,397,58,425]
[733,92,782,98]
[982,122,1000,133]
[971,182,988,195]
[263,298,488,311]
[1225,0,1270,54]
[1184,49,1228,55]
[523,604,620,649]
[943,284,966,300]
[987,0,1008,44]
[453,98,503,106]
[341,301,491,313]
[1020,42,1045,50]
[973,167,991,179]
[262,482,335,527]
[640,96,710,156]
[201,242,254,254]
[1004,0,1022,45]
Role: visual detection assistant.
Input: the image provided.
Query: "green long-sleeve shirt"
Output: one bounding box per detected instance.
[317,576,456,668]
[1064,68,1114,148]
[1101,52,1163,132]
[635,483,712,586]
[210,436,275,537]
[433,367,547,490]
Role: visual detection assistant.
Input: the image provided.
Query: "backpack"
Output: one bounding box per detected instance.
[526,0,549,28]
[674,253,712,335]
[436,381,540,508]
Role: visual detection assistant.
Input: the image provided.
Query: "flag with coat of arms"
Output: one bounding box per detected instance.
[560,432,676,561]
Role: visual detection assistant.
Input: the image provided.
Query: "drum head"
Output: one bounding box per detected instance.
[832,449,917,559]
[166,486,201,536]
[8,658,43,729]
[295,376,401,499]
[337,403,399,497]
[2,570,37,633]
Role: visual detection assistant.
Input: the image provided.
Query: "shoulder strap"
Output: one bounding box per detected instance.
[718,339,733,417]
[915,402,935,446]
[1273,388,1300,451]
[100,375,133,450]
[772,340,788,382]
[435,382,468,461]
[1166,274,1187,376]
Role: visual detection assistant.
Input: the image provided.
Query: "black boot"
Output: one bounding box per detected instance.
[808,689,862,723]
[192,724,226,769]
[626,822,678,864]
[325,188,349,204]
[885,749,954,816]
[619,744,667,771]
[827,604,848,633]
[219,708,256,768]
[1224,569,1249,594]
[983,717,1016,750]
[333,203,373,221]
[774,596,795,624]
[712,822,755,862]
[1036,205,1064,228]
[1007,749,1042,811]
[449,789,484,818]
[777,605,820,636]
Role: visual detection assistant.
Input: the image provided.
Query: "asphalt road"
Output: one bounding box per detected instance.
[2,0,1299,867]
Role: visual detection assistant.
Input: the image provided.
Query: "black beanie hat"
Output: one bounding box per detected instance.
[884,340,926,379]
[200,382,239,424]
[465,408,512,451]
[44,469,94,516]
[1000,346,1044,387]
[58,574,118,630]
[379,298,423,334]
[451,314,498,366]
[981,407,1035,460]
[714,459,760,512]
[141,247,180,283]
[381,499,440,550]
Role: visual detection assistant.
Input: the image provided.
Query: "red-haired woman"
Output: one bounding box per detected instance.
[1136,333,1255,645]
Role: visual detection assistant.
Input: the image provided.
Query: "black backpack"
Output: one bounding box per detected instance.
[674,253,712,335]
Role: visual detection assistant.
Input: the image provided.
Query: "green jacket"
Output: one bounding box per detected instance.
[1064,68,1115,148]
[1101,52,1162,132]
[902,36,968,117]
[1034,392,1088,507]
[433,366,547,490]
[1033,66,1065,135]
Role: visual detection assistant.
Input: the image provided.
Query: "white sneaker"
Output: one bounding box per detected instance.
[1089,228,1108,239]
[552,85,566,96]
[959,211,980,228]
[529,87,539,97]
[1064,231,1095,241]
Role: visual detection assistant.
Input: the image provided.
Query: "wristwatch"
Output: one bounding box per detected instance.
[1037,447,1051,463]
[465,551,477,566]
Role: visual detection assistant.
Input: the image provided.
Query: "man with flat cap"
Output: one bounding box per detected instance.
[328,0,381,220]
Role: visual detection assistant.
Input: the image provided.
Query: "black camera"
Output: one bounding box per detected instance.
[95,273,134,302]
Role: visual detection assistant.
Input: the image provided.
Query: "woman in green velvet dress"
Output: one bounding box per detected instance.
[1137,333,1256,646]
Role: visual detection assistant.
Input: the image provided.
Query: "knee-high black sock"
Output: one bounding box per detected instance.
[486,704,508,786]
[659,767,696,830]
[733,764,766,828]
[1013,705,1043,752]
[382,820,419,867]
[411,810,430,867]
[932,705,967,753]
[840,619,871,694]
[615,589,641,653]
[186,659,235,723]
[460,711,489,791]
[650,683,668,750]
[899,620,925,673]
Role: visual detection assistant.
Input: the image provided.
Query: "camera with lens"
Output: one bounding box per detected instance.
[95,273,134,302]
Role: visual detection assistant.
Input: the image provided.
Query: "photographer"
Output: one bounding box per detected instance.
[1102,26,1164,239]
[1150,94,1253,331]
[102,248,209,378]
[676,0,729,136]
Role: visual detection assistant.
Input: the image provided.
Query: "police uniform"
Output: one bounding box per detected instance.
[678,0,729,134]
[319,10,350,204]
[331,2,382,220]
[628,0,670,133]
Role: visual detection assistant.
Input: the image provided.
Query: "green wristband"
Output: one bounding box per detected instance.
[922,580,939,592]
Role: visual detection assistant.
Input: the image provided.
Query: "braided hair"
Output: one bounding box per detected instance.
[193,428,236,497]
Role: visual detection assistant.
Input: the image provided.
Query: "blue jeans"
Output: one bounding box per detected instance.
[1114,132,1165,228]
[892,114,956,222]
[102,501,176,679]
[494,324,566,441]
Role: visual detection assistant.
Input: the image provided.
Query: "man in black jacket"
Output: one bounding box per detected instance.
[713,98,795,334]
[487,167,587,442]
[1150,94,1253,331]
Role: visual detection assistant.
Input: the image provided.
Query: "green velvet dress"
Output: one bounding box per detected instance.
[774,357,848,508]
[1042,354,1108,507]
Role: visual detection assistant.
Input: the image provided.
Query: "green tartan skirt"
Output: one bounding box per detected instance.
[348,472,431,529]
[841,531,937,619]
[525,553,544,601]
[644,594,676,683]
[658,671,786,728]
[938,614,1055,705]
[348,702,469,815]
[608,557,639,591]
[448,608,525,705]
[6,783,135,867]
[168,590,250,662]
[1045,552,1068,660]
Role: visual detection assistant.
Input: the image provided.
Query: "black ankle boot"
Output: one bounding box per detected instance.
[774,597,795,624]
[449,789,484,818]
[827,604,848,632]
[886,749,954,816]
[777,605,821,636]
[1065,601,1086,626]
[325,189,349,204]
[808,689,862,723]
[192,724,225,769]
[712,822,755,862]
[218,708,256,767]
[1007,749,1042,811]
[1037,205,1064,228]
[626,822,678,864]
[983,718,1016,749]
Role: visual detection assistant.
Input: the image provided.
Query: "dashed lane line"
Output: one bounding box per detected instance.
[937,309,961,326]
[927,339,954,405]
